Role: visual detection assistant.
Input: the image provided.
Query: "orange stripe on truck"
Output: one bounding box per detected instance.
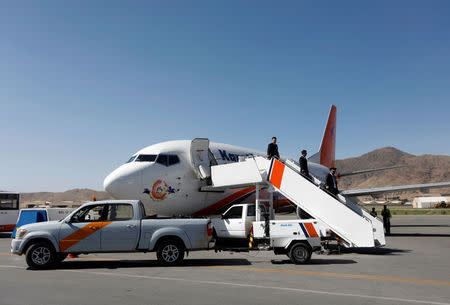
[59,222,112,252]
[269,159,285,189]
[304,223,319,238]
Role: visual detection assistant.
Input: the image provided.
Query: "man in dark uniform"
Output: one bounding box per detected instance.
[325,167,339,195]
[299,149,310,178]
[381,205,391,235]
[370,207,377,217]
[267,137,280,159]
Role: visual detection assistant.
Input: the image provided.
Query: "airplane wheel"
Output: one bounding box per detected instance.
[289,243,311,264]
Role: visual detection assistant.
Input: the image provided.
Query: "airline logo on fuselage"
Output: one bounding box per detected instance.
[218,149,256,162]
[143,180,176,201]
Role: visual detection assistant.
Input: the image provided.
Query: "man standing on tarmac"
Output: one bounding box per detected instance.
[325,167,339,196]
[267,137,280,159]
[370,207,377,217]
[381,205,392,235]
[299,149,310,178]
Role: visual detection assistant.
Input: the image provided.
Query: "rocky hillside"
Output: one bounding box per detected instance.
[336,147,450,199]
[21,188,112,207]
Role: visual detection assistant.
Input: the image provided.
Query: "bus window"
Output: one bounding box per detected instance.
[0,194,19,210]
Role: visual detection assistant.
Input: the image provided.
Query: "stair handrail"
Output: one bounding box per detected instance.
[274,158,371,219]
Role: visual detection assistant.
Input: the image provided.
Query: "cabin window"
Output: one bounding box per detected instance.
[135,154,157,162]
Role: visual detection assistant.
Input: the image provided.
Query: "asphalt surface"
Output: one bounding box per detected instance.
[0,215,449,305]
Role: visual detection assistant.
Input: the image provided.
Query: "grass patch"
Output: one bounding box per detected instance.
[388,209,448,215]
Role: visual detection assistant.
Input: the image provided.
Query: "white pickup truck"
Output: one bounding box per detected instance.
[211,203,267,248]
[11,200,214,269]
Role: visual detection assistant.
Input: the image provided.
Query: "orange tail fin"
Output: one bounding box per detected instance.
[318,105,337,168]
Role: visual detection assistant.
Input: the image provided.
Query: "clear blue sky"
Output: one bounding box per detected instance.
[1,1,449,192]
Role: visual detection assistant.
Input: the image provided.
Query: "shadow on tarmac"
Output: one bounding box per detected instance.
[36,258,252,270]
[331,246,411,256]
[389,233,450,237]
[0,233,12,239]
[271,258,357,265]
[391,224,450,228]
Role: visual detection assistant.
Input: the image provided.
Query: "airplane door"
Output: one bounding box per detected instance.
[190,138,213,179]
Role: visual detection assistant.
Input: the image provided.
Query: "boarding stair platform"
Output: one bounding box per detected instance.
[206,156,385,248]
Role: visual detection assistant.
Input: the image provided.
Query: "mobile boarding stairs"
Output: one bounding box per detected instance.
[203,156,386,248]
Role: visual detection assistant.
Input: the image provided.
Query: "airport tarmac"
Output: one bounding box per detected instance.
[0,215,449,305]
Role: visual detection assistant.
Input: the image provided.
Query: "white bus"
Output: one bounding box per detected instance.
[0,192,20,232]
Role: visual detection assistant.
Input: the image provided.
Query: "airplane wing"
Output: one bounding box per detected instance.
[338,165,406,177]
[341,182,450,197]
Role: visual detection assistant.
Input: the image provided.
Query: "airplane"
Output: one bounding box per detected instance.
[103,105,450,216]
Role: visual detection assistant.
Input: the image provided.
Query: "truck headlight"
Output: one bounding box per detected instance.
[16,229,28,239]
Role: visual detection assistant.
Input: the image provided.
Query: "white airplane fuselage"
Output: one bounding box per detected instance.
[104,140,330,216]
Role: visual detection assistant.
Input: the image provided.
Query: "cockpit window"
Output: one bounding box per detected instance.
[135,154,157,162]
[169,155,180,166]
[156,154,180,166]
[126,155,137,163]
[156,154,168,166]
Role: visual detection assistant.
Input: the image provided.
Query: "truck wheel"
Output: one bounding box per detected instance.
[25,242,56,269]
[289,243,312,264]
[156,239,185,266]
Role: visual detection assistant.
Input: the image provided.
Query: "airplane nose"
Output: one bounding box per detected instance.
[103,173,117,196]
[103,164,143,199]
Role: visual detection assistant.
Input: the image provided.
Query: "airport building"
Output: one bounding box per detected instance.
[412,196,449,208]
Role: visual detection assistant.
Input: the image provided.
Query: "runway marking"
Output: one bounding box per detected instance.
[0,265,448,305]
[205,266,450,286]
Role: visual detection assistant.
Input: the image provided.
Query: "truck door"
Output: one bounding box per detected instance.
[190,138,216,180]
[58,205,106,252]
[220,205,246,238]
[245,204,266,235]
[100,203,140,251]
